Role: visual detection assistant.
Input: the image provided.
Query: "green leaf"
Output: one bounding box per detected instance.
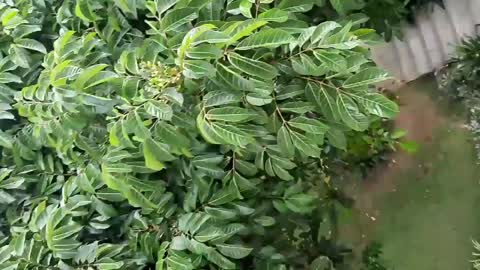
[216,63,254,92]
[124,187,157,209]
[195,227,225,242]
[310,21,341,44]
[289,117,329,135]
[0,73,22,84]
[228,52,278,79]
[1,9,20,27]
[187,44,223,59]
[291,54,327,76]
[195,30,231,44]
[92,197,118,218]
[115,0,137,17]
[180,25,217,64]
[0,190,14,204]
[204,91,242,108]
[53,223,82,241]
[161,8,198,32]
[336,94,369,131]
[155,122,190,148]
[291,26,316,51]
[258,8,289,22]
[206,107,256,122]
[196,112,226,145]
[204,207,237,220]
[180,26,218,64]
[285,193,316,213]
[278,0,315,12]
[208,185,237,206]
[235,29,294,50]
[226,19,268,44]
[143,138,175,170]
[234,159,258,177]
[76,173,95,193]
[75,0,97,22]
[343,67,392,88]
[313,50,347,72]
[329,0,364,15]
[272,162,294,181]
[109,122,121,147]
[158,0,179,16]
[184,60,215,79]
[398,140,419,154]
[74,64,108,91]
[277,126,294,157]
[358,93,399,118]
[0,130,13,149]
[239,0,253,18]
[254,216,276,226]
[13,232,26,256]
[326,128,347,150]
[216,243,252,259]
[290,131,320,157]
[145,101,173,120]
[14,38,47,54]
[245,93,272,106]
[124,51,139,74]
[9,46,29,68]
[305,82,340,121]
[279,101,315,113]
[209,122,254,146]
[170,235,189,250]
[205,250,236,269]
[166,253,194,269]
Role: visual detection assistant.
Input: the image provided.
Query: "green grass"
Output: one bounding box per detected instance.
[373,79,480,269]
[378,127,480,269]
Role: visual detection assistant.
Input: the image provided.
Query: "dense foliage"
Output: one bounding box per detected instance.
[437,35,480,161]
[315,0,444,41]
[0,0,399,269]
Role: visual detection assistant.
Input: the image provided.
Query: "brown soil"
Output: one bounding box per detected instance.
[338,77,448,256]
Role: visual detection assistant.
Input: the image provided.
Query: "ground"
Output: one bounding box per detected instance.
[341,76,480,269]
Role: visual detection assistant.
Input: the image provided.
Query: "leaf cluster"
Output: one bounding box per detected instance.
[0,0,398,269]
[315,0,444,41]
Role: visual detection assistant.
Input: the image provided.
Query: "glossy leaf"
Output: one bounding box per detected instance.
[228,52,278,79]
[235,29,294,50]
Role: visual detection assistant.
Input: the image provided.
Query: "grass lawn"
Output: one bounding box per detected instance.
[343,77,480,269]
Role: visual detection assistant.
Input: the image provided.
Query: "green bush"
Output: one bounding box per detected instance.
[361,242,391,270]
[0,0,398,269]
[438,36,480,100]
[437,35,480,161]
[313,0,444,41]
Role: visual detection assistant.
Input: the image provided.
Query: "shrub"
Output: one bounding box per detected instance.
[362,242,391,270]
[0,0,398,269]
[437,35,480,161]
[313,0,444,41]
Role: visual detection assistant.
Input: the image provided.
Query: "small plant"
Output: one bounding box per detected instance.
[362,242,392,270]
[342,121,408,173]
[437,35,480,161]
[472,239,480,269]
